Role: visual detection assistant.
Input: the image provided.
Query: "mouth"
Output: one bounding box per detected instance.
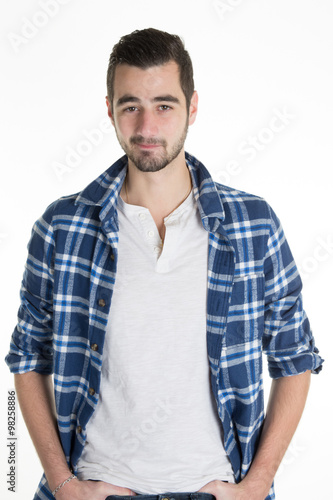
[136,143,162,150]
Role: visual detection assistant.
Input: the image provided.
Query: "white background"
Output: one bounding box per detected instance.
[1,1,332,499]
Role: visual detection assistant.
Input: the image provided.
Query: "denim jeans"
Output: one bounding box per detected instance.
[105,493,216,500]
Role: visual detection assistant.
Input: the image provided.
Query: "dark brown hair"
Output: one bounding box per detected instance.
[106,28,195,111]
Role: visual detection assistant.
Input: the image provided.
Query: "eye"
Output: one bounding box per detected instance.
[124,106,138,112]
[159,105,171,111]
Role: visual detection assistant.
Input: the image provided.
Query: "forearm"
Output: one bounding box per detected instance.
[241,370,311,497]
[14,372,71,492]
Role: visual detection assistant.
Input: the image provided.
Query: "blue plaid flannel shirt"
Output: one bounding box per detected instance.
[6,153,323,500]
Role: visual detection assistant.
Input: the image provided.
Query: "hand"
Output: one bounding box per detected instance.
[198,479,262,500]
[55,478,137,500]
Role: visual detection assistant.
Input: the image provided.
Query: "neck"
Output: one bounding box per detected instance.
[121,153,192,239]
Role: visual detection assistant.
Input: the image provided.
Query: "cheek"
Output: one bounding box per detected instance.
[161,114,186,135]
[169,119,188,141]
[115,116,133,138]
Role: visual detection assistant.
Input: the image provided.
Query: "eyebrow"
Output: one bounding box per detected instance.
[116,94,181,107]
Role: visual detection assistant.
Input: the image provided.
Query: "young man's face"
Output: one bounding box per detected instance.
[106,60,198,172]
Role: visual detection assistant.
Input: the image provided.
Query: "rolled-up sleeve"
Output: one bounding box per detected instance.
[5,208,55,374]
[263,204,324,378]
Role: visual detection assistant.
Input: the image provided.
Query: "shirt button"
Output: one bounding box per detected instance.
[148,230,154,238]
[139,213,146,221]
[91,343,98,351]
[110,254,115,261]
[98,299,106,307]
[77,426,82,434]
[89,387,95,396]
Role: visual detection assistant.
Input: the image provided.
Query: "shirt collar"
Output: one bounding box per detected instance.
[185,152,226,233]
[75,155,127,225]
[74,152,226,231]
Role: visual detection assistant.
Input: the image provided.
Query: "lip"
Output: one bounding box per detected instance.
[136,143,161,150]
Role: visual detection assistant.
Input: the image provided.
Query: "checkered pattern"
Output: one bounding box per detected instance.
[5,153,323,500]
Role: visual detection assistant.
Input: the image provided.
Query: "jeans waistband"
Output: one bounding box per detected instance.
[105,493,216,500]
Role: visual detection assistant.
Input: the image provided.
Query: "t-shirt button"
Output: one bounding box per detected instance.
[148,230,154,238]
[139,213,146,221]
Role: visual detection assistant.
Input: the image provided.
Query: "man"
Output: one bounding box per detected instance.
[5,28,323,500]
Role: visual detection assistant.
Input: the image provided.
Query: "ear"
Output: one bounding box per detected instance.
[188,91,198,126]
[105,96,115,126]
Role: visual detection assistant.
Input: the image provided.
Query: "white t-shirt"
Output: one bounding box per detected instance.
[76,190,235,492]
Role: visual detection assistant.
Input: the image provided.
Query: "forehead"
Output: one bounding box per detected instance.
[113,61,184,101]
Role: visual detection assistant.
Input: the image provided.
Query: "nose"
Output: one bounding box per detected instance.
[135,109,158,137]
